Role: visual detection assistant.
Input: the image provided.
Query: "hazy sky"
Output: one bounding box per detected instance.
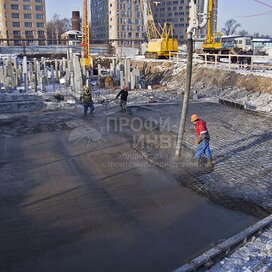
[46,0,272,36]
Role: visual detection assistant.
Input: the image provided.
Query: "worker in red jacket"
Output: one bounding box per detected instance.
[191,114,213,168]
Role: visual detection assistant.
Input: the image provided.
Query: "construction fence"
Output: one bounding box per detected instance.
[170,52,272,72]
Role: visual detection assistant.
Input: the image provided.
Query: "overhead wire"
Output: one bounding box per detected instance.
[236,11,272,18]
[252,0,272,9]
[234,0,272,18]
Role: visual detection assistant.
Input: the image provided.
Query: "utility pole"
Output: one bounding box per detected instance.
[175,0,209,159]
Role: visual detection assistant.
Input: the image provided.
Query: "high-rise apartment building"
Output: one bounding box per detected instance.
[151,0,190,43]
[0,0,47,46]
[150,0,218,43]
[91,0,145,48]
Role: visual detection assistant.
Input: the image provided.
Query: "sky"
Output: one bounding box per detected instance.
[45,0,272,36]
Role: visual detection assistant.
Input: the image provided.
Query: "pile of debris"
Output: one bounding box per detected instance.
[143,62,272,113]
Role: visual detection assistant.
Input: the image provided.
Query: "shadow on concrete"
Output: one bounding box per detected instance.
[0,116,258,272]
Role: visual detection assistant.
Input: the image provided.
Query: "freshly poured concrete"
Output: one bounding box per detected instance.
[0,111,257,272]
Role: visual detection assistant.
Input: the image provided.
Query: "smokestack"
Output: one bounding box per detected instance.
[72,11,80,31]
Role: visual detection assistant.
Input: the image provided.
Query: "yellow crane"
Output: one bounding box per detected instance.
[81,0,91,68]
[136,0,178,58]
[201,0,252,57]
[202,0,223,52]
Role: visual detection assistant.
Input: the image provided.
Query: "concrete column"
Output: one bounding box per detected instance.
[116,64,120,81]
[120,71,124,89]
[98,64,102,77]
[130,72,135,90]
[55,59,59,81]
[23,56,28,92]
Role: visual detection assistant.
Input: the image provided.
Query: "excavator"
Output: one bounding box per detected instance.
[135,0,178,58]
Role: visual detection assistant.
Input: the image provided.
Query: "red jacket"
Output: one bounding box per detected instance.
[195,119,208,137]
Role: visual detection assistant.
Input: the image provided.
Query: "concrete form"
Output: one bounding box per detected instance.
[174,215,272,272]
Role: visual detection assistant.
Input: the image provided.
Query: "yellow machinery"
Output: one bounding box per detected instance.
[137,0,178,58]
[81,0,91,68]
[202,0,223,52]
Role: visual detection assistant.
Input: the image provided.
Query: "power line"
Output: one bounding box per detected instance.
[253,0,272,9]
[237,11,272,17]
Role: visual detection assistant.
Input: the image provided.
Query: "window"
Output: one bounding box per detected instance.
[35,0,43,2]
[12,22,20,27]
[36,6,43,11]
[12,13,19,18]
[11,4,19,10]
[25,22,32,27]
[36,22,44,28]
[24,0,31,2]
[246,39,252,45]
[13,31,20,35]
[23,5,32,10]
[24,14,32,19]
[14,40,21,46]
[36,14,44,19]
[25,31,33,36]
[38,30,45,36]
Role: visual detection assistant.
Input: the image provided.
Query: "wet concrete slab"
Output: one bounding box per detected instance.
[0,113,258,272]
[127,103,272,214]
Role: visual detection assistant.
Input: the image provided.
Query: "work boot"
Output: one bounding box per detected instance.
[196,160,201,167]
[207,159,213,169]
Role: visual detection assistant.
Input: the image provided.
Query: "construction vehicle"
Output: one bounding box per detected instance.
[202,0,252,55]
[201,0,225,53]
[136,0,178,58]
[81,0,91,68]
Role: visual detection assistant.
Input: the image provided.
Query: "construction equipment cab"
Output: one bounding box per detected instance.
[146,22,179,58]
[136,0,178,58]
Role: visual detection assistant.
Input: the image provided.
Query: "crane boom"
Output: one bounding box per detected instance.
[134,0,178,58]
[138,0,160,40]
[81,0,91,67]
[206,0,213,44]
[202,0,222,50]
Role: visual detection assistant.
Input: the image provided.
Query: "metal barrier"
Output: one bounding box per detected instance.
[0,45,109,57]
[169,52,272,72]
[0,45,81,56]
[174,214,272,272]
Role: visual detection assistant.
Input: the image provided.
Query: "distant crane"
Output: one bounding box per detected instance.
[201,0,252,56]
[135,0,178,58]
[81,0,91,68]
[140,0,160,40]
[202,0,223,52]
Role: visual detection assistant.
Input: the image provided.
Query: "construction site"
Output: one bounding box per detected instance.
[0,0,271,271]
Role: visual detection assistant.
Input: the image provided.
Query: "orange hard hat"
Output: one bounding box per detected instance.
[191,114,199,122]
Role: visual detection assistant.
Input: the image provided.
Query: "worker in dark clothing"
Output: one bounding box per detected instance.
[116,86,128,112]
[80,86,94,116]
[191,114,213,169]
[238,49,244,69]
[246,49,253,68]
